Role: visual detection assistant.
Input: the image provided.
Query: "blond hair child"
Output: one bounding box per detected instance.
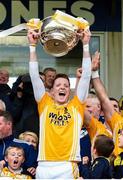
[0,145,32,179]
[19,131,38,149]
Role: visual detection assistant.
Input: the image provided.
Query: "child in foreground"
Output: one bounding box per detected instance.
[81,134,114,179]
[0,145,32,179]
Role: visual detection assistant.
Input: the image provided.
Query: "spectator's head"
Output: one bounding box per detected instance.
[21,72,45,84]
[4,145,25,171]
[0,111,13,139]
[0,99,6,111]
[85,93,101,119]
[21,72,45,95]
[19,131,38,149]
[51,73,70,105]
[109,97,120,113]
[43,67,56,90]
[92,134,114,159]
[0,69,9,84]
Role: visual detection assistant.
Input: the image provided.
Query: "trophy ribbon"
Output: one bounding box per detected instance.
[52,10,89,30]
[0,18,42,38]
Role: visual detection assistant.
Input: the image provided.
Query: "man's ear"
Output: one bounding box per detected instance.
[93,147,98,158]
[7,121,12,130]
[93,148,96,154]
[7,121,12,125]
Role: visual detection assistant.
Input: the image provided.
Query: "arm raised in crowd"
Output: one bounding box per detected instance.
[91,52,115,121]
[27,30,45,101]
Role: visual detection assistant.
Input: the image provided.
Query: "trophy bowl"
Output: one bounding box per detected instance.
[40,16,79,57]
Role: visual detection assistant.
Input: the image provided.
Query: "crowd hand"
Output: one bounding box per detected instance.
[76,67,82,79]
[18,82,23,89]
[92,51,100,71]
[77,28,91,45]
[76,51,100,79]
[27,30,40,45]
[27,167,36,176]
[17,82,23,98]
[0,160,5,169]
[77,177,84,179]
[82,156,89,165]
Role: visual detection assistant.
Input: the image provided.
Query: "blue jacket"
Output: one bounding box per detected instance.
[0,135,37,170]
[78,128,91,177]
[81,157,112,179]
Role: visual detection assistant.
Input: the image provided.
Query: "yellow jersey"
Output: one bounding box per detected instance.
[86,117,112,142]
[37,93,85,161]
[0,167,32,179]
[86,115,123,156]
[107,112,123,156]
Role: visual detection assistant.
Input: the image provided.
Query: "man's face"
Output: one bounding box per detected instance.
[45,71,56,89]
[85,97,101,119]
[0,116,11,139]
[110,100,120,113]
[5,148,25,171]
[52,77,70,105]
[0,70,9,84]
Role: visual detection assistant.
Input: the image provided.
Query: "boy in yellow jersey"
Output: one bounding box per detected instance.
[27,28,92,179]
[91,51,123,157]
[1,146,32,179]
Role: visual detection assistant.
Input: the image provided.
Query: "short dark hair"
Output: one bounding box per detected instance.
[39,71,45,76]
[43,67,56,74]
[52,73,70,88]
[0,111,13,124]
[94,134,114,158]
[109,97,119,104]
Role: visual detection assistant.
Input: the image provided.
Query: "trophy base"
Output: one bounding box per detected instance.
[43,39,68,57]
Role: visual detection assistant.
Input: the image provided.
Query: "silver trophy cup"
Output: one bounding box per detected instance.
[40,16,80,57]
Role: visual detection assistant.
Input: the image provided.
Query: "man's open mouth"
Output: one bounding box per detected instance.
[59,92,65,96]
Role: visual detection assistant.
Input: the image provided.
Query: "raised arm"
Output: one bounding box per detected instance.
[27,30,45,101]
[91,52,115,120]
[76,29,92,102]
